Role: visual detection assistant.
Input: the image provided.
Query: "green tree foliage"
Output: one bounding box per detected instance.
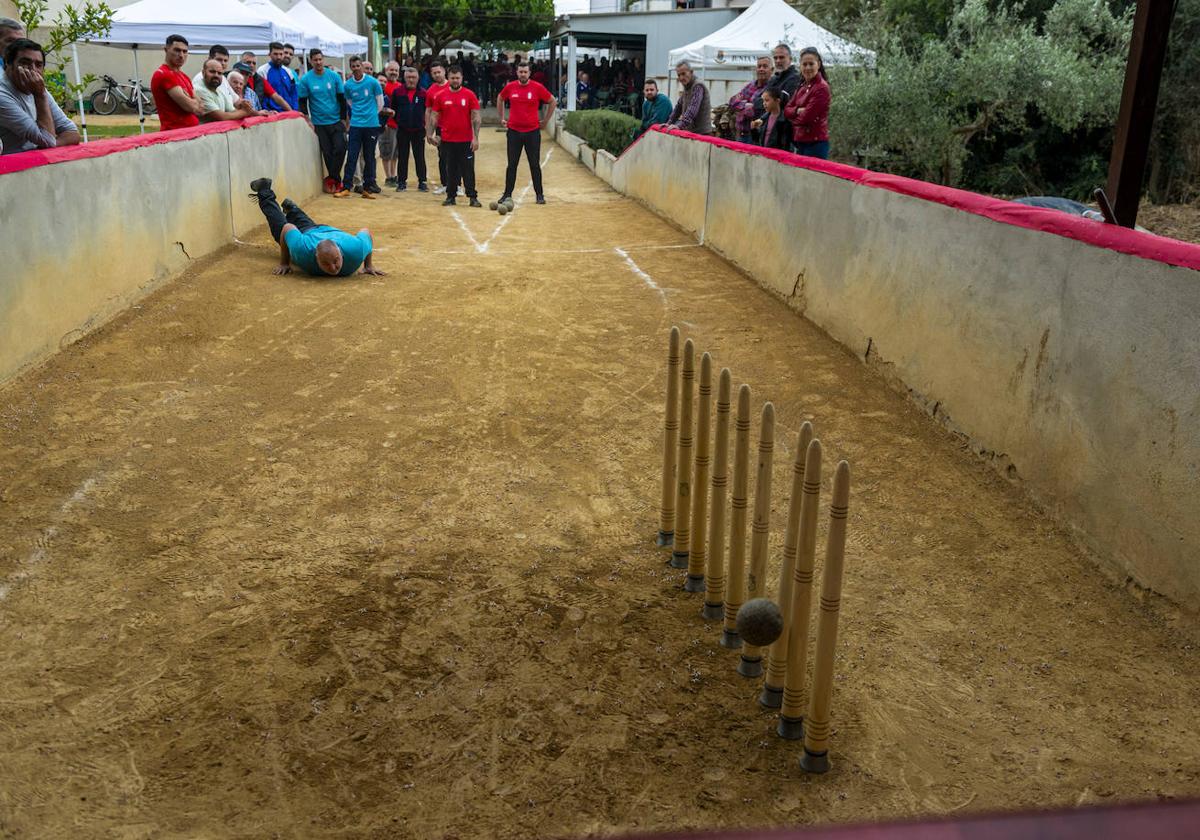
[15,0,113,109]
[1147,0,1200,202]
[832,0,1130,186]
[366,0,554,59]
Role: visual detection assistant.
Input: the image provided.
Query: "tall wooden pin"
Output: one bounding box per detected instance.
[685,353,713,592]
[777,438,822,740]
[656,327,680,548]
[738,402,775,678]
[702,369,732,620]
[801,460,851,774]
[671,340,695,569]
[720,384,751,649]
[761,421,814,708]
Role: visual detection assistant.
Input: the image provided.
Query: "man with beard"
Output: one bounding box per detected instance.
[0,38,79,153]
[196,58,255,122]
[428,65,481,207]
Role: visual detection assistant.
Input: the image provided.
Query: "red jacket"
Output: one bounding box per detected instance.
[784,75,830,144]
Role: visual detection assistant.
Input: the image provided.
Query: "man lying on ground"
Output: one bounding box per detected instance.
[249,177,385,277]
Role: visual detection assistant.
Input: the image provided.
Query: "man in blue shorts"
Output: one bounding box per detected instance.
[249,178,384,277]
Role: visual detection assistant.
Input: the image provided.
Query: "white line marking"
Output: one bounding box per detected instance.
[478,148,554,253]
[0,476,100,603]
[450,209,484,253]
[615,247,666,304]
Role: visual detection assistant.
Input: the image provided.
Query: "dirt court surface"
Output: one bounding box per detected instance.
[2,131,1199,839]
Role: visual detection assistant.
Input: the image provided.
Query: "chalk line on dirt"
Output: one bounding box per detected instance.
[614,247,666,305]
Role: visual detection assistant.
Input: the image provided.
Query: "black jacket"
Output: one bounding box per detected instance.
[390,85,427,132]
[760,113,792,150]
[767,65,801,100]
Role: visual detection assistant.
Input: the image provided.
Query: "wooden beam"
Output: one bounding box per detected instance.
[1105,0,1177,228]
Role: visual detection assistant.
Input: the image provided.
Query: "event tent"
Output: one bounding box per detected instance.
[285,0,369,59]
[89,0,292,49]
[668,0,873,72]
[241,0,316,52]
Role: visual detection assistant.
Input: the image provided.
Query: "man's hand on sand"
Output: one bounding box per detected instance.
[274,264,292,275]
[362,266,386,276]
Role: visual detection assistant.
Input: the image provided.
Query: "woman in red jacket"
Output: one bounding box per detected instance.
[783,47,831,159]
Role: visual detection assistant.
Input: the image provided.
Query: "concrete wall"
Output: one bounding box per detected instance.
[0,117,321,385]
[614,130,1200,609]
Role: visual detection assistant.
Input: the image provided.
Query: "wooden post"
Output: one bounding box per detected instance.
[777,438,822,740]
[801,460,852,774]
[671,340,695,569]
[720,384,752,649]
[1105,0,1177,228]
[657,327,680,547]
[738,403,775,678]
[761,421,814,708]
[702,369,732,620]
[686,353,713,592]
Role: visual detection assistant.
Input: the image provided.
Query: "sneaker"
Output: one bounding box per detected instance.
[366,184,382,194]
[281,198,297,213]
[352,184,363,194]
[332,189,352,198]
[384,177,397,187]
[536,195,546,205]
[362,190,377,200]
[396,182,407,192]
[418,182,428,192]
[498,194,512,204]
[441,197,456,206]
[322,176,335,194]
[469,198,482,208]
[248,177,271,198]
[432,185,446,195]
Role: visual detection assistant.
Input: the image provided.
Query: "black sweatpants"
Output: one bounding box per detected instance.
[397,129,427,185]
[436,133,448,186]
[443,141,476,200]
[255,184,317,243]
[313,122,347,183]
[503,128,543,198]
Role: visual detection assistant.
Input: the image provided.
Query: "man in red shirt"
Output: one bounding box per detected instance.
[150,34,204,131]
[497,60,555,205]
[428,65,481,207]
[379,60,402,186]
[424,60,450,194]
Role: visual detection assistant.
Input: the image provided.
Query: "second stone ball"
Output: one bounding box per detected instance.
[736,598,784,647]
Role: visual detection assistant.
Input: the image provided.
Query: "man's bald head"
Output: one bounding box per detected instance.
[315,240,343,275]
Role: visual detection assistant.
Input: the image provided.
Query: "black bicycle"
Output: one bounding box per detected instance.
[90,74,156,115]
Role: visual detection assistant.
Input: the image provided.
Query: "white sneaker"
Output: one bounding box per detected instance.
[432,185,447,195]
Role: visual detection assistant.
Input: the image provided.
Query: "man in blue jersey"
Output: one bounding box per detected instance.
[249,178,384,277]
[297,48,347,193]
[334,55,390,199]
[263,41,298,111]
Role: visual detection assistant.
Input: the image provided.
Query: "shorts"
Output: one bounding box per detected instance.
[378,126,398,159]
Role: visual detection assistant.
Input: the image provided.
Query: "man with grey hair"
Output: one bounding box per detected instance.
[666,60,711,135]
[0,17,24,69]
[767,43,800,100]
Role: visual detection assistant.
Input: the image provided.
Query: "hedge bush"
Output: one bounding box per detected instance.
[563,109,642,157]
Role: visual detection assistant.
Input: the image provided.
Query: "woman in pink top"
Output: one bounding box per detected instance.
[783,47,831,159]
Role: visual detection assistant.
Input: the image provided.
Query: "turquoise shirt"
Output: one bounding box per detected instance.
[343,74,383,129]
[284,226,372,277]
[297,69,344,125]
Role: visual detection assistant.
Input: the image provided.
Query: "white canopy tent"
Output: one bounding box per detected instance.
[667,0,873,103]
[78,0,295,135]
[240,0,316,52]
[285,0,369,60]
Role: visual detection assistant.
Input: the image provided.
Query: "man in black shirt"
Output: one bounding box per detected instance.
[766,43,801,100]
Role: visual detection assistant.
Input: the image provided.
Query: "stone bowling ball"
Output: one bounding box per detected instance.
[489,201,498,210]
[736,598,783,647]
[498,204,509,215]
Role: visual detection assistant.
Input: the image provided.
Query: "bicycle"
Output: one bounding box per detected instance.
[90,74,156,116]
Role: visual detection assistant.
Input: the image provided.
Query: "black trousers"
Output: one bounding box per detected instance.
[397,129,427,184]
[437,138,448,186]
[255,184,316,243]
[443,141,476,199]
[504,128,543,198]
[313,122,346,183]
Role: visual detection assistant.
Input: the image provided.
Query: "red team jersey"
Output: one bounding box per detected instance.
[150,65,200,131]
[426,81,450,110]
[433,86,479,143]
[500,80,552,132]
[383,80,403,128]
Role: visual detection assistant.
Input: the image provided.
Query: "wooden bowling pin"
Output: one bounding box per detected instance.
[657,327,680,548]
[702,369,732,620]
[670,340,695,570]
[685,353,713,592]
[777,438,822,740]
[738,402,775,678]
[801,460,851,774]
[720,384,751,649]
[761,421,814,708]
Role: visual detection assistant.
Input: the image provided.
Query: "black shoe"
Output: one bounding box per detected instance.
[535,195,546,205]
[248,177,271,199]
[396,182,407,191]
[442,197,456,206]
[352,184,363,194]
[384,177,397,187]
[281,198,297,213]
[418,182,428,192]
[469,198,482,208]
[498,194,512,203]
[366,184,382,194]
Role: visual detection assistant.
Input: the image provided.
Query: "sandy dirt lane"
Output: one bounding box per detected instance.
[1,130,1198,839]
